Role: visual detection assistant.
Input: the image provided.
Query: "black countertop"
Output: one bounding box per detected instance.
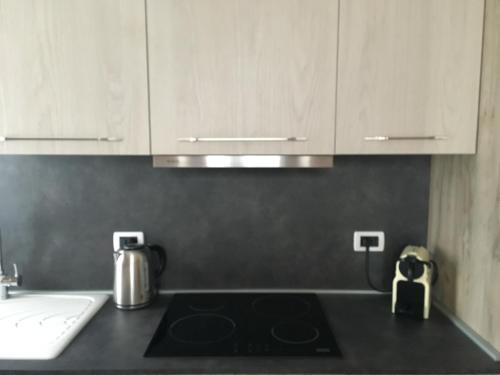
[1,293,499,374]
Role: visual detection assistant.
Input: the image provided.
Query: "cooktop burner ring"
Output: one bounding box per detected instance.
[186,295,227,312]
[252,294,311,319]
[168,313,236,345]
[188,303,225,312]
[271,321,320,345]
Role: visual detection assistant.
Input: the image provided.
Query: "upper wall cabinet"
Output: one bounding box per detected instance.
[0,0,150,155]
[336,0,484,155]
[148,0,338,155]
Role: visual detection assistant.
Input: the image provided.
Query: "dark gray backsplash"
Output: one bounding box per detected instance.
[0,156,429,291]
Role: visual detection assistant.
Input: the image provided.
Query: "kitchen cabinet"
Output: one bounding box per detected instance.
[335,0,484,155]
[148,0,338,155]
[0,0,150,155]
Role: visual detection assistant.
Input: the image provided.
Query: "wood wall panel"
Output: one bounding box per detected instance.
[428,0,500,353]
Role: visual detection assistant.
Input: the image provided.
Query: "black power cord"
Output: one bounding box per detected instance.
[362,237,392,293]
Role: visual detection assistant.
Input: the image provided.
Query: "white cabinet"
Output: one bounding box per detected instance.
[0,0,150,155]
[335,0,484,155]
[148,0,338,155]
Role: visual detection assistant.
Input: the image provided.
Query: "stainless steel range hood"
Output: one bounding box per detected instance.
[153,155,333,168]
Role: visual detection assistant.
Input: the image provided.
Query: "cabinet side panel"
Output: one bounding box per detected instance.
[428,0,500,353]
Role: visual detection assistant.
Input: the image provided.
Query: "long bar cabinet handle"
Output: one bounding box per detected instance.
[177,137,308,143]
[364,135,448,141]
[0,136,123,142]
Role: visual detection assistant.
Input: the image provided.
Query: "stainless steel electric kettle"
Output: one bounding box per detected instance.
[113,243,166,310]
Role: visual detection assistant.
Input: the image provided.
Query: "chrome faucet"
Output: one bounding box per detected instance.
[0,230,22,300]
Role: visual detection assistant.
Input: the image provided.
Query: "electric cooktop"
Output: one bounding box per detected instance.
[144,293,342,357]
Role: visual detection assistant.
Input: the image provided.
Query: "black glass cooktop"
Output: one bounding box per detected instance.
[144,293,342,357]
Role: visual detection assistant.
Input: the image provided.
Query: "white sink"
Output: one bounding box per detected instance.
[0,293,108,360]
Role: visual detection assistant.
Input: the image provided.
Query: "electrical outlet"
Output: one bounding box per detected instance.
[113,231,145,252]
[353,231,385,252]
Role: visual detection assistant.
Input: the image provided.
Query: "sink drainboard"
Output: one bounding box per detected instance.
[0,294,108,359]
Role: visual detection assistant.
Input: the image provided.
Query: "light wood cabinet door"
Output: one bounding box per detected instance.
[0,0,150,155]
[336,0,484,155]
[148,0,338,155]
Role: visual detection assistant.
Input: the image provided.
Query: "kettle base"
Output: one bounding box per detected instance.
[115,301,151,310]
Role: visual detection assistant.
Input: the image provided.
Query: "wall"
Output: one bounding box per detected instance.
[0,156,429,291]
[428,0,500,354]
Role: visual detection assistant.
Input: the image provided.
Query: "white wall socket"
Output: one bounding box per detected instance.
[353,231,385,252]
[113,231,145,252]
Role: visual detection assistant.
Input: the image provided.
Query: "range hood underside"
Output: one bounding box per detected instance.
[153,155,333,168]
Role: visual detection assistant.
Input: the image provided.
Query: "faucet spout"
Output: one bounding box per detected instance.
[0,231,22,300]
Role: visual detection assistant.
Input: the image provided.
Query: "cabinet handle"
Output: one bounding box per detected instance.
[0,136,123,142]
[177,137,307,143]
[364,136,448,141]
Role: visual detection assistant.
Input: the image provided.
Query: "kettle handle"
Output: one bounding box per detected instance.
[148,244,166,278]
